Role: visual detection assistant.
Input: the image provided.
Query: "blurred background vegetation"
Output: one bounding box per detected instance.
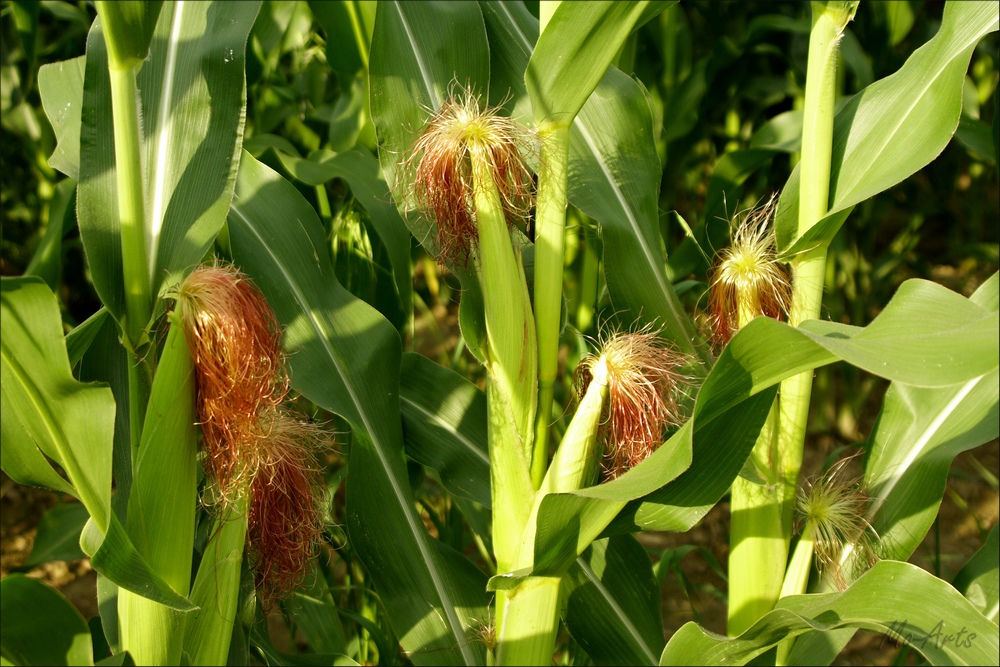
[2,1,996,664]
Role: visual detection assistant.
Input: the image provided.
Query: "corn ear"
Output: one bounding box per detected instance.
[183,495,248,665]
[118,312,198,665]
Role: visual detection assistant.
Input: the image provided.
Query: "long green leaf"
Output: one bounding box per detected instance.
[400,352,491,508]
[661,561,999,666]
[564,536,665,666]
[77,1,259,322]
[953,525,999,624]
[776,1,999,256]
[0,574,93,667]
[243,145,413,327]
[38,57,85,180]
[525,1,674,125]
[789,273,1000,665]
[227,151,485,666]
[0,277,112,529]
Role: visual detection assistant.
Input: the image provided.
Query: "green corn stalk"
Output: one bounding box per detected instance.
[778,0,857,565]
[93,1,161,349]
[117,312,198,665]
[469,142,539,638]
[728,0,857,637]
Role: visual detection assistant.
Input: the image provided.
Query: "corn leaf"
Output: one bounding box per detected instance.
[661,561,999,666]
[525,1,675,125]
[77,1,258,322]
[241,145,412,331]
[227,151,486,666]
[953,524,999,624]
[400,352,491,508]
[0,574,93,667]
[775,1,999,256]
[0,277,111,527]
[788,273,1000,665]
[37,56,85,178]
[564,536,665,666]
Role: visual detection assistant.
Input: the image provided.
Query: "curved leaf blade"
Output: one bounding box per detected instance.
[0,277,112,529]
[565,536,665,666]
[400,352,491,508]
[661,561,999,666]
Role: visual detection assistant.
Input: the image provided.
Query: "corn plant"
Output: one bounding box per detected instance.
[1,1,998,666]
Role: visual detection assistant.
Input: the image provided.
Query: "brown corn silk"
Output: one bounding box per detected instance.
[577,330,688,478]
[402,90,534,263]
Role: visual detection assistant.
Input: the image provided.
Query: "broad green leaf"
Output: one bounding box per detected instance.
[23,502,89,567]
[78,2,259,323]
[481,2,706,364]
[860,371,998,566]
[243,144,412,323]
[661,561,999,666]
[526,1,674,125]
[0,277,111,528]
[564,536,665,666]
[38,58,85,180]
[400,352,491,508]
[93,1,162,69]
[0,574,93,667]
[953,525,999,624]
[227,151,486,666]
[776,1,1000,256]
[25,179,77,291]
[571,69,707,364]
[309,0,375,75]
[843,273,1000,576]
[789,278,997,667]
[66,308,111,369]
[291,571,349,656]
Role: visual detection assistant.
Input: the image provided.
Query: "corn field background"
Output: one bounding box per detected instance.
[1,1,998,666]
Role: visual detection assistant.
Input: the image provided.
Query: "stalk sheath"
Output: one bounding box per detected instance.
[107,65,151,348]
[532,123,571,489]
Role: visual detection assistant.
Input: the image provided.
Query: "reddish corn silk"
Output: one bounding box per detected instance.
[401,89,534,263]
[247,410,327,609]
[174,264,326,605]
[576,330,689,479]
